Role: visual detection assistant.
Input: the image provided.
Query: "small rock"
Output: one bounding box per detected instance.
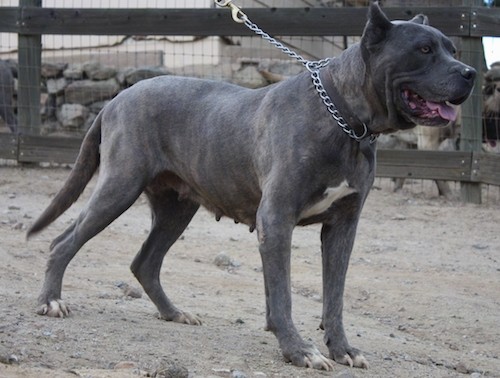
[472,244,489,250]
[65,78,120,105]
[455,362,470,374]
[125,66,169,86]
[152,358,189,378]
[46,77,67,94]
[12,222,23,230]
[214,252,233,268]
[63,63,84,80]
[391,214,406,221]
[311,294,321,302]
[334,369,356,378]
[125,286,142,299]
[41,62,66,78]
[212,368,231,375]
[57,103,89,129]
[232,370,247,378]
[83,61,117,81]
[118,283,142,298]
[114,361,137,369]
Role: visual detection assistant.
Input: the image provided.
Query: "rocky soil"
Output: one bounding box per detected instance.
[0,165,499,377]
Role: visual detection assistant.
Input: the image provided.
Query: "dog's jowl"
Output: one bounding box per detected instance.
[28,2,475,371]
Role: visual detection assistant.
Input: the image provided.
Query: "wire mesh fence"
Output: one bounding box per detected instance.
[0,0,499,202]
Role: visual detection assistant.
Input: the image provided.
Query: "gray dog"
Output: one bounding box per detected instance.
[28,3,475,371]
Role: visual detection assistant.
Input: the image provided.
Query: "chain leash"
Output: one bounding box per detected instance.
[215,0,376,143]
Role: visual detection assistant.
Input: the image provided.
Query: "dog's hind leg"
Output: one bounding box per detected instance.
[131,189,201,325]
[38,175,146,317]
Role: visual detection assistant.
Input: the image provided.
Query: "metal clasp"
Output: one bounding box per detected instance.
[214,0,247,23]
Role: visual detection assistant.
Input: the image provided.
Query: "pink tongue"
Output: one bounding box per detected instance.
[426,101,457,121]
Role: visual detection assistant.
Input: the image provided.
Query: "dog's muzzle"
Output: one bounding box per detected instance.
[398,63,476,127]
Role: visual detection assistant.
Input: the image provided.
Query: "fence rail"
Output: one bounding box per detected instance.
[1,133,499,188]
[1,6,499,36]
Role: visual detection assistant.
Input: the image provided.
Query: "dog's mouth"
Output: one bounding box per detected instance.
[401,88,458,126]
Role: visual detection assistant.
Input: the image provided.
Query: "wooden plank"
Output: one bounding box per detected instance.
[376,149,472,181]
[470,7,500,37]
[0,133,18,160]
[0,8,18,32]
[0,7,475,37]
[18,135,81,163]
[12,139,500,188]
[473,152,500,186]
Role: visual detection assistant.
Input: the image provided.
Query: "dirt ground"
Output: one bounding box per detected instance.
[0,164,499,378]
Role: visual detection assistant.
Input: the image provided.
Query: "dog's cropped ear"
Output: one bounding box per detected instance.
[362,2,393,49]
[409,14,429,25]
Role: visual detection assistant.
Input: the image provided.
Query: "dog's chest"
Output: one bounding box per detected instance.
[299,180,356,220]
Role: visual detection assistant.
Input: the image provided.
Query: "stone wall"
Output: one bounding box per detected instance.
[31,59,303,136]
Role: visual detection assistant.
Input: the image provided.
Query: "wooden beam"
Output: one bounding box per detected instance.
[18,135,81,163]
[470,7,500,37]
[472,152,500,186]
[0,133,18,160]
[0,7,483,37]
[11,139,500,187]
[376,150,472,181]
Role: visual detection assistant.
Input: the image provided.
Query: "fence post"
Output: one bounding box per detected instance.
[459,0,485,204]
[17,0,42,136]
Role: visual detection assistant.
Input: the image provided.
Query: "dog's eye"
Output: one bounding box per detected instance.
[420,46,431,54]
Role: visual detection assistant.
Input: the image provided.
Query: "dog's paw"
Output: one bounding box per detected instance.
[160,311,202,326]
[284,345,335,371]
[37,300,70,318]
[332,348,368,369]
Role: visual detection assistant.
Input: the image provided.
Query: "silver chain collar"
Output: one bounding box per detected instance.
[215,0,377,144]
[307,63,376,142]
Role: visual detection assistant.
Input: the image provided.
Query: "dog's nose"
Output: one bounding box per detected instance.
[460,66,476,81]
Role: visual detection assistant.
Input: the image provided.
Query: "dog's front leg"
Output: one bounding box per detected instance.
[256,199,334,371]
[320,198,369,369]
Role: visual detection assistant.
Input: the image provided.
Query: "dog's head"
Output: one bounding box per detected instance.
[361,2,475,131]
[483,67,500,115]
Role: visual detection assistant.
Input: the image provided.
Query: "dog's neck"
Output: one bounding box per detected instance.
[327,45,394,134]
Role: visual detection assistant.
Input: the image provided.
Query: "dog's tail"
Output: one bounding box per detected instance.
[27,111,103,239]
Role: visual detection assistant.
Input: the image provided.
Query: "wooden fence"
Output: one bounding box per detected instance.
[0,0,499,202]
